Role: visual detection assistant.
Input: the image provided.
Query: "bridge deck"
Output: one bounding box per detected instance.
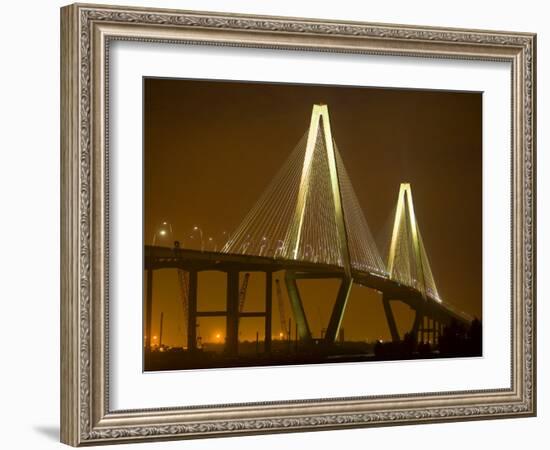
[144,246,471,325]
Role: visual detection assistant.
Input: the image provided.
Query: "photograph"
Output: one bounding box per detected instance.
[143,78,483,371]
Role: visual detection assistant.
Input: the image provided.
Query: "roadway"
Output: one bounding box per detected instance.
[144,245,471,325]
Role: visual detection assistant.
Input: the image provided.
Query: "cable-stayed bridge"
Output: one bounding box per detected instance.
[145,104,473,355]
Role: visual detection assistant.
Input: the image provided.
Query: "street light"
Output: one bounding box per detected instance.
[259,236,269,256]
[240,241,250,254]
[152,221,173,246]
[220,231,229,249]
[207,236,217,252]
[192,226,204,251]
[274,240,284,259]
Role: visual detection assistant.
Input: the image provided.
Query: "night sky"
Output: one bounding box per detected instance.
[144,77,482,347]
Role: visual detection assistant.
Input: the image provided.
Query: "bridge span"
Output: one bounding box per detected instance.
[144,245,471,355]
[144,103,475,357]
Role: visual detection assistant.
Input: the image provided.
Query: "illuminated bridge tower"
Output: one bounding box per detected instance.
[385,182,442,343]
[284,104,353,343]
[223,103,385,344]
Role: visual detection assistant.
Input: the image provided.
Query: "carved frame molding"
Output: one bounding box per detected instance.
[61,3,536,446]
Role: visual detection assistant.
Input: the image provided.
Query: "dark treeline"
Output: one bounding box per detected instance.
[144,320,482,371]
[374,318,482,359]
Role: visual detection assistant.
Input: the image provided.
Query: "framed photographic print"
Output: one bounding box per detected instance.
[60,3,536,446]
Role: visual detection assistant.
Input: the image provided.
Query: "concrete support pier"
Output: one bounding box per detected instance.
[382,295,400,342]
[187,270,198,351]
[225,270,240,355]
[264,271,273,353]
[145,268,153,351]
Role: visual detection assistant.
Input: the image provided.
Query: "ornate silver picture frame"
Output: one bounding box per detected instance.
[61,3,536,446]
